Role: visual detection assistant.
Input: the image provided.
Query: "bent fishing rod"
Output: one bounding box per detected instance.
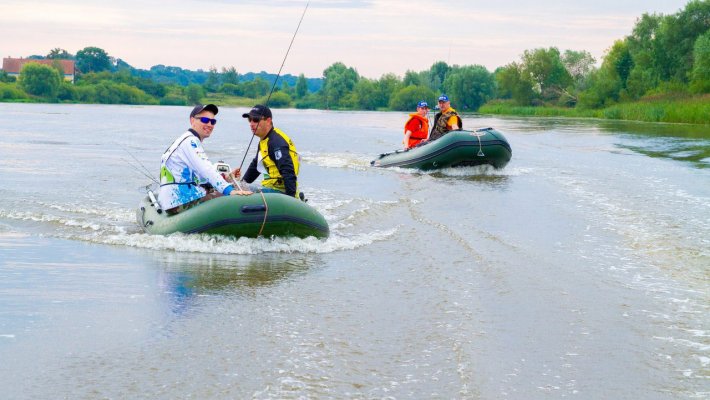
[236,1,309,172]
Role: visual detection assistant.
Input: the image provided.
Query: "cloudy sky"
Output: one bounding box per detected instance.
[1,0,691,79]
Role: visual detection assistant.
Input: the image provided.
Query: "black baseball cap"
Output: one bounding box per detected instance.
[242,104,272,119]
[190,104,218,117]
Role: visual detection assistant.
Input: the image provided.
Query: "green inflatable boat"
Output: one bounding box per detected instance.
[136,192,329,239]
[371,127,512,170]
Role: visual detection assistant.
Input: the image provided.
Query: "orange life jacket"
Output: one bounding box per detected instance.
[404,114,429,148]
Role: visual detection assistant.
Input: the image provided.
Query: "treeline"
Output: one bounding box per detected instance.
[312,0,708,117]
[0,46,322,106]
[1,1,707,123]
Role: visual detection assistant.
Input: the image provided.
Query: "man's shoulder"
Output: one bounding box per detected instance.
[183,135,200,149]
[268,128,291,147]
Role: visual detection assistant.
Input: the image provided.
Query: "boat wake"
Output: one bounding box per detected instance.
[300,151,373,171]
[0,192,400,254]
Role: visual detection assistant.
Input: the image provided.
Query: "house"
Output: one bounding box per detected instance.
[2,57,76,83]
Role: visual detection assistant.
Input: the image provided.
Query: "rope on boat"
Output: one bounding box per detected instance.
[257,190,269,237]
[467,129,486,157]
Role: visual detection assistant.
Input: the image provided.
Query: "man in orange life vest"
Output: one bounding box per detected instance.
[403,101,430,149]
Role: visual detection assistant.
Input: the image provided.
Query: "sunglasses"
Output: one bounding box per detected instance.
[195,116,217,125]
[248,116,263,123]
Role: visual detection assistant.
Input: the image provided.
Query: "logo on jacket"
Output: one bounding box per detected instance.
[274,149,282,160]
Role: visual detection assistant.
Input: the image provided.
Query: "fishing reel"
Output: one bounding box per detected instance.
[215,161,231,174]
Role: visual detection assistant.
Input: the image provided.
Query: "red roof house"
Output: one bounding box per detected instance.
[2,57,76,83]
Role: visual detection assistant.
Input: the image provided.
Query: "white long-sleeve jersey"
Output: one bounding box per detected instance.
[157,130,233,210]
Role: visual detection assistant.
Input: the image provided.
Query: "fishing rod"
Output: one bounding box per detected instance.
[123,148,157,182]
[236,1,309,172]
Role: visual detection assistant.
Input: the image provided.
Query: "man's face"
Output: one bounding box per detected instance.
[438,100,450,111]
[248,115,272,138]
[190,111,217,140]
[417,106,428,116]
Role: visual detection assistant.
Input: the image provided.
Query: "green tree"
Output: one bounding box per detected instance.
[443,65,495,110]
[241,77,270,98]
[91,81,153,104]
[295,73,308,98]
[75,46,112,73]
[614,44,634,90]
[373,73,402,109]
[204,66,220,92]
[690,30,710,93]
[321,62,359,109]
[353,78,378,110]
[403,70,422,86]
[429,61,450,93]
[222,66,239,85]
[219,83,240,95]
[18,62,62,98]
[389,85,436,111]
[0,71,16,83]
[578,41,629,108]
[280,80,295,97]
[626,13,661,97]
[654,0,710,82]
[46,48,73,59]
[57,81,78,101]
[562,50,596,90]
[266,91,292,107]
[521,47,573,102]
[0,82,27,100]
[185,83,204,104]
[114,58,132,71]
[495,63,535,105]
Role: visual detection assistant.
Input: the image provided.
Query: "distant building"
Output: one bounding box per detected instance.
[2,57,76,83]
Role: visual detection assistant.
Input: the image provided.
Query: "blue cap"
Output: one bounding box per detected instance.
[438,94,449,102]
[416,101,429,108]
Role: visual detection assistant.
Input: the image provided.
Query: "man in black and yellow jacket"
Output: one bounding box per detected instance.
[235,105,300,198]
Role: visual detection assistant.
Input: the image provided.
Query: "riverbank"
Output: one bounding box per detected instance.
[3,81,708,126]
[479,95,710,125]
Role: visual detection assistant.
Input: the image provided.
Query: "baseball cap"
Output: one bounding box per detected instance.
[416,101,429,108]
[438,94,449,102]
[190,104,218,117]
[242,104,272,119]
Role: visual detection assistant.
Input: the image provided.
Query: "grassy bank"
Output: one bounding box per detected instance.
[201,93,257,107]
[479,95,710,124]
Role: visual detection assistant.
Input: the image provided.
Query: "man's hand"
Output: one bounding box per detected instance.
[231,167,241,180]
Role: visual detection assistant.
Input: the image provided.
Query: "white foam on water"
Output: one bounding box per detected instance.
[301,151,372,171]
[38,201,135,220]
[0,208,130,234]
[426,164,498,176]
[85,228,398,254]
[2,191,404,254]
[550,166,710,385]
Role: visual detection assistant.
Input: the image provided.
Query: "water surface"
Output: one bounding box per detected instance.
[0,103,708,399]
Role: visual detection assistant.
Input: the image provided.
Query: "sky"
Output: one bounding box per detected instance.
[1,0,693,79]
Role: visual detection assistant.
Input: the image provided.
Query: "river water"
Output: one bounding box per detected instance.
[0,103,708,399]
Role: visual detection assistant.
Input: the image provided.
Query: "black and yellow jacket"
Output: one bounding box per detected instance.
[243,127,299,197]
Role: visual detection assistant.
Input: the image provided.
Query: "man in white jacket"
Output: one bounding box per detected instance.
[158,104,250,213]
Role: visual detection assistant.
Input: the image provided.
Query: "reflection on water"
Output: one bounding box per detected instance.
[155,252,320,315]
[600,120,710,168]
[617,141,710,168]
[598,120,710,139]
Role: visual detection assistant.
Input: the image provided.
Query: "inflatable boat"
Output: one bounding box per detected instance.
[371,127,512,170]
[136,192,329,239]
